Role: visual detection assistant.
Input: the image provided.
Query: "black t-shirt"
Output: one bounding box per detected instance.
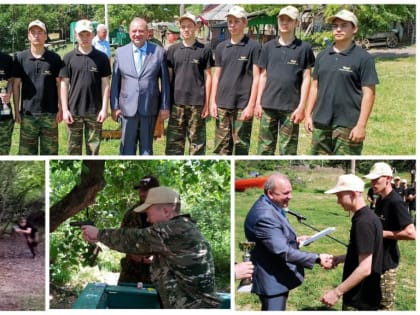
[214,35,260,109]
[375,190,413,270]
[343,207,383,310]
[13,49,63,114]
[167,40,214,106]
[18,221,38,239]
[0,52,14,120]
[393,186,405,200]
[60,47,111,116]
[312,42,379,128]
[406,187,416,210]
[258,37,315,111]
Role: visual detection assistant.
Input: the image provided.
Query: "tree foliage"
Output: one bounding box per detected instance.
[0,4,415,53]
[0,161,45,231]
[50,160,231,289]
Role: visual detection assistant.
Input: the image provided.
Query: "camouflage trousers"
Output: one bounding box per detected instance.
[311,123,363,155]
[118,257,151,285]
[0,118,13,155]
[342,304,360,311]
[379,267,398,311]
[257,109,299,155]
[19,113,58,155]
[165,104,206,155]
[213,108,253,155]
[67,115,102,155]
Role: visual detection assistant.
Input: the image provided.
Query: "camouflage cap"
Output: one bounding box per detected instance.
[167,23,180,33]
[226,6,247,19]
[133,175,160,190]
[133,187,181,212]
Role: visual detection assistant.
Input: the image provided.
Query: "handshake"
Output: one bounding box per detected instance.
[317,254,343,270]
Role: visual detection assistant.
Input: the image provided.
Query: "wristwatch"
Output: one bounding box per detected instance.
[315,254,321,264]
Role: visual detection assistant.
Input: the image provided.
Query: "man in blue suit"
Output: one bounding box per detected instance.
[111,17,170,155]
[244,173,333,310]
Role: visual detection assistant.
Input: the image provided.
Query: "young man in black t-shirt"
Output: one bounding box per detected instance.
[165,13,214,155]
[14,217,39,258]
[364,162,416,310]
[256,6,314,155]
[60,19,111,155]
[13,20,63,155]
[0,52,14,155]
[209,5,260,155]
[304,10,379,155]
[323,174,383,310]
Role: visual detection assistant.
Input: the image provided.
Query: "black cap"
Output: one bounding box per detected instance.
[133,175,160,190]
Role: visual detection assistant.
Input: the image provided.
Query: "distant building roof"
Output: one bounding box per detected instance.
[200,4,235,22]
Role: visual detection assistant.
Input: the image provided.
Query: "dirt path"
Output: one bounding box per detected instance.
[0,234,45,311]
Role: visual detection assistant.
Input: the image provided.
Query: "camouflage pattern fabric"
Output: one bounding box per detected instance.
[311,124,363,155]
[98,214,221,308]
[18,114,58,155]
[379,267,398,311]
[66,115,102,155]
[165,104,206,155]
[0,118,13,155]
[118,204,151,284]
[342,304,359,311]
[257,109,299,155]
[213,108,252,155]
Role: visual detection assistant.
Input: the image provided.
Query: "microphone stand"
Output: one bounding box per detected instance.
[286,209,348,248]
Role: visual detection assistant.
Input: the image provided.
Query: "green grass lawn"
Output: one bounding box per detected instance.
[7,47,416,155]
[234,166,416,310]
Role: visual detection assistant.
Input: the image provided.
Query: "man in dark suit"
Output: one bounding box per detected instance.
[110,17,170,155]
[244,173,333,310]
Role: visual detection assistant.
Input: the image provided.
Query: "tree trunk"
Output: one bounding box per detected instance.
[50,160,106,232]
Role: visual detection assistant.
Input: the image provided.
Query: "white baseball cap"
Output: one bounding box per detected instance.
[178,12,197,25]
[325,174,365,194]
[226,6,247,19]
[133,187,181,213]
[28,20,47,33]
[278,6,299,20]
[75,19,94,33]
[327,9,358,27]
[364,162,393,180]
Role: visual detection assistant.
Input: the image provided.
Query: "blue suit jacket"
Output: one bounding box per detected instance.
[244,195,318,296]
[110,42,170,116]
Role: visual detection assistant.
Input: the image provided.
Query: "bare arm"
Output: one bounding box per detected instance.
[304,79,318,133]
[291,68,312,124]
[55,77,63,123]
[97,76,110,123]
[240,64,260,121]
[201,68,212,118]
[349,85,375,142]
[60,77,73,124]
[209,66,221,118]
[12,77,21,123]
[254,68,266,119]
[321,253,372,307]
[383,223,416,240]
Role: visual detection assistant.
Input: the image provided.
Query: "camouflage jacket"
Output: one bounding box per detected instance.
[98,214,221,308]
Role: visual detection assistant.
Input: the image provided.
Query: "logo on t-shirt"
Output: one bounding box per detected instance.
[287,59,299,66]
[89,66,98,72]
[238,56,248,61]
[339,66,353,73]
[42,70,52,76]
[191,59,200,64]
